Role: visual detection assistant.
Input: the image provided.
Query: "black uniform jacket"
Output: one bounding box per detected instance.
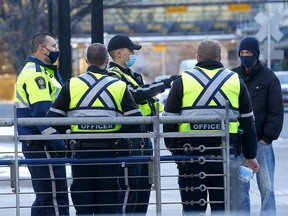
[164,61,257,159]
[232,61,284,144]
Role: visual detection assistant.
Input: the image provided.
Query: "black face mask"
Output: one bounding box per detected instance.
[44,46,60,64]
[240,55,257,68]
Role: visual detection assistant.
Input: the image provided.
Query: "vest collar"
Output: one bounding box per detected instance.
[87,65,108,75]
[27,56,58,71]
[109,62,132,76]
[196,60,224,70]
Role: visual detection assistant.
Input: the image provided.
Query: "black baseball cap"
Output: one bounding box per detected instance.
[107,34,142,52]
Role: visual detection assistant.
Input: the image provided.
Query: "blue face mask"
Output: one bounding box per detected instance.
[125,54,136,68]
[44,46,60,64]
[240,55,257,68]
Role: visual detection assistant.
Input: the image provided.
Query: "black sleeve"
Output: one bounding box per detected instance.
[121,87,142,117]
[164,77,183,114]
[163,77,183,151]
[238,79,257,159]
[262,74,284,143]
[120,87,143,133]
[127,81,166,103]
[46,81,71,133]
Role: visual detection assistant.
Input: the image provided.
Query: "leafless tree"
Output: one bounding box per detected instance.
[0,0,135,75]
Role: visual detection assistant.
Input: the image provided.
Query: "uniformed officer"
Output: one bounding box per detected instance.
[14,32,69,216]
[47,43,143,215]
[163,40,260,214]
[107,34,178,214]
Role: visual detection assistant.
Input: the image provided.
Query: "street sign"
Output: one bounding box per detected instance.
[165,6,188,14]
[255,12,284,42]
[228,4,251,12]
[153,45,167,51]
[262,41,284,60]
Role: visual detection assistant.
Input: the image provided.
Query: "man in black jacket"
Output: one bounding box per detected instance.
[164,39,259,214]
[232,36,284,216]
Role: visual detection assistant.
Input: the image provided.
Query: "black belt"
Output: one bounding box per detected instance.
[70,140,116,150]
[71,139,130,157]
[79,141,116,149]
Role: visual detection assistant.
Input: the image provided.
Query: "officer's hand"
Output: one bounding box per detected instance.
[47,140,66,158]
[162,75,179,88]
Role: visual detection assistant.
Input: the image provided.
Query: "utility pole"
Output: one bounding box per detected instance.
[57,0,72,81]
[91,0,104,44]
[47,0,53,33]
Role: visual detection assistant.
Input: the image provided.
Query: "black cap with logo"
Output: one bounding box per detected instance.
[107,34,142,52]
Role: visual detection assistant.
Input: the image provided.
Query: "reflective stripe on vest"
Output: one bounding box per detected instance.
[179,67,240,133]
[14,62,61,108]
[108,67,162,116]
[68,72,124,133]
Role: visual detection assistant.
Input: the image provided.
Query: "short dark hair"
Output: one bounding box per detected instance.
[197,40,221,62]
[86,43,108,66]
[30,32,53,54]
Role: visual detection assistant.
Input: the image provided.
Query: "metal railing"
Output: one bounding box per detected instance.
[0,103,237,215]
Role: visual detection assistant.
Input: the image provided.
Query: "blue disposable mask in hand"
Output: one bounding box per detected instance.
[125,54,136,67]
[240,55,257,68]
[238,166,253,183]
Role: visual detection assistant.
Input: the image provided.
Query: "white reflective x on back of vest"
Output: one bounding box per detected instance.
[180,67,240,133]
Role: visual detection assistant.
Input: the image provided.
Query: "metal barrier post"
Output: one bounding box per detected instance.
[13,104,21,216]
[153,103,162,215]
[223,101,231,213]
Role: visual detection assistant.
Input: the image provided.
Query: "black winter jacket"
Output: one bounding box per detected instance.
[232,61,284,144]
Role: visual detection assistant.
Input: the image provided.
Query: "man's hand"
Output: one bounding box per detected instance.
[242,158,260,173]
[162,75,179,88]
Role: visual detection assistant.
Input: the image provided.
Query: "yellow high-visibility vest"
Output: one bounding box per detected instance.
[108,66,162,116]
[68,72,126,133]
[179,67,240,134]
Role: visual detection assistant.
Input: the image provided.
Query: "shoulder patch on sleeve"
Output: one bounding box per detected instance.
[35,76,46,89]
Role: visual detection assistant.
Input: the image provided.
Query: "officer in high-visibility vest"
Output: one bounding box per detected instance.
[107,34,178,214]
[163,40,260,214]
[14,32,69,216]
[47,43,143,215]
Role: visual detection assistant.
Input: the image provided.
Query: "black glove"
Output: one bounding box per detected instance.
[162,75,179,88]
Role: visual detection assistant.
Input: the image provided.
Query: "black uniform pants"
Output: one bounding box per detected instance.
[22,141,69,216]
[117,138,153,215]
[135,138,153,214]
[71,148,121,215]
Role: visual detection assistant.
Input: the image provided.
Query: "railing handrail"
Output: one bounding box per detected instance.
[0,114,238,127]
[0,103,234,215]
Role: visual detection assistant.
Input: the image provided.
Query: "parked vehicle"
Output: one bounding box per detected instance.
[178,59,197,74]
[275,71,288,111]
[154,75,171,105]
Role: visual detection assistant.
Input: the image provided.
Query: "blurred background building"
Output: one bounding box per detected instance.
[1,0,288,100]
